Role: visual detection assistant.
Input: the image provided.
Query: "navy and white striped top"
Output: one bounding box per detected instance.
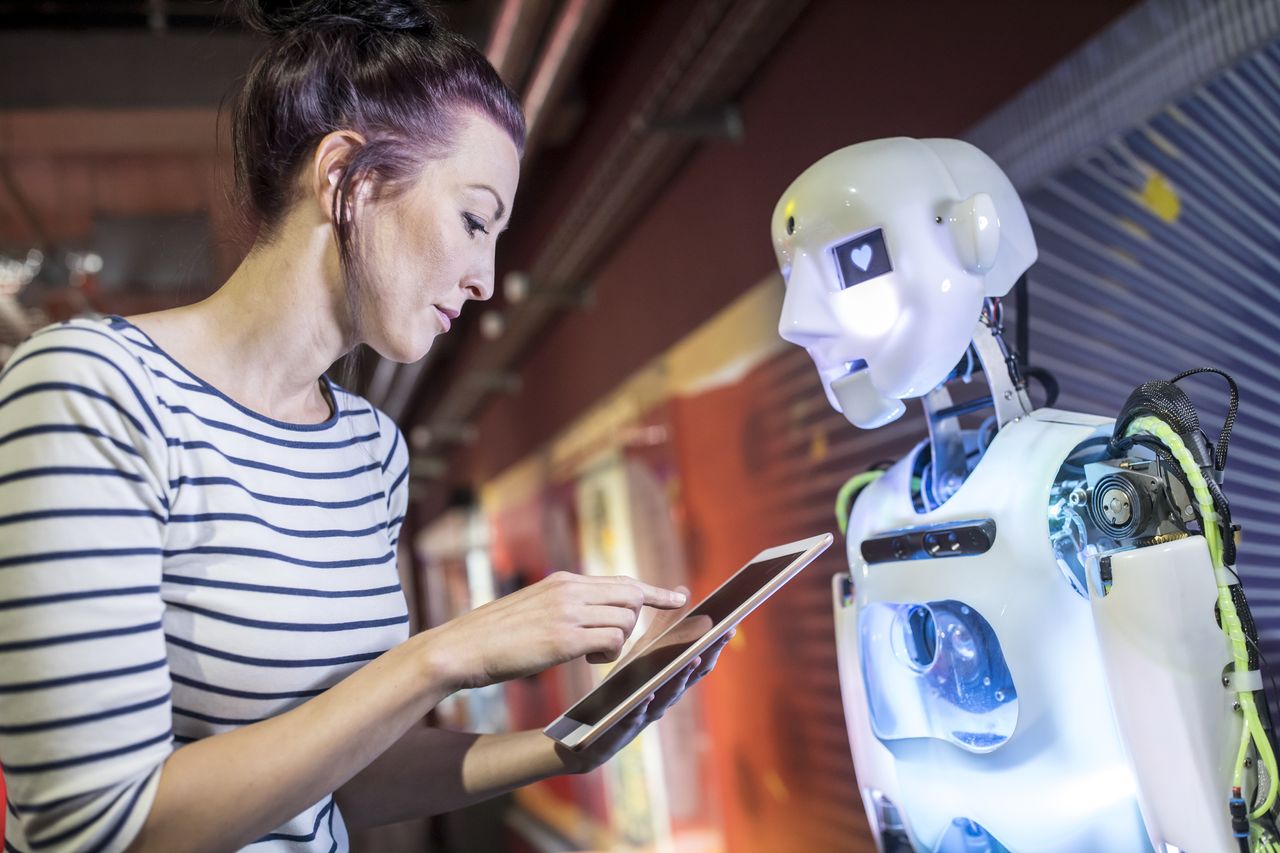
[0,316,411,853]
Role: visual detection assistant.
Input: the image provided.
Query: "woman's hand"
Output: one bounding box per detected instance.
[556,623,736,775]
[552,586,733,774]
[425,571,688,691]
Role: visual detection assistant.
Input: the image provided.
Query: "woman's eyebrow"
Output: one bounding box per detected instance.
[467,184,507,221]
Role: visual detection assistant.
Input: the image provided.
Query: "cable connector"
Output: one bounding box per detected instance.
[1230,788,1249,840]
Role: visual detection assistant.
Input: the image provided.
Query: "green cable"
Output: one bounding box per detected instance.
[835,470,886,537]
[1125,417,1278,818]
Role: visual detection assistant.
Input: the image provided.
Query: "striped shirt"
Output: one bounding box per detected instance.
[0,316,410,852]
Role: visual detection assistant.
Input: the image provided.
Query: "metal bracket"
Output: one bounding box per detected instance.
[970,318,1033,427]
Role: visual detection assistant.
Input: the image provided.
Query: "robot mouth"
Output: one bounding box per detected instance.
[831,364,905,429]
[816,358,867,389]
[843,358,870,375]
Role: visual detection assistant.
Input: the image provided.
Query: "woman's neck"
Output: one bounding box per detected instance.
[127,212,351,424]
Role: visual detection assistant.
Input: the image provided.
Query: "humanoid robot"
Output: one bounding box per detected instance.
[771,137,1279,853]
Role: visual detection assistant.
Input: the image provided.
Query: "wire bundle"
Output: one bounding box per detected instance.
[1123,416,1278,836]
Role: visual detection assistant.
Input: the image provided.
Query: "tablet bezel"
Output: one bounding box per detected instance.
[544,532,834,751]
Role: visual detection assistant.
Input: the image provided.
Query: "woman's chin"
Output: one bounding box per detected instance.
[374,327,440,364]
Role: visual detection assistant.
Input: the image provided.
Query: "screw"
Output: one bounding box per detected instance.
[1003,390,1014,400]
[1224,674,1233,687]
[1234,701,1243,712]
[1245,757,1254,768]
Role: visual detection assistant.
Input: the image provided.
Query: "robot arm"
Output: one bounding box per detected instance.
[1062,369,1280,851]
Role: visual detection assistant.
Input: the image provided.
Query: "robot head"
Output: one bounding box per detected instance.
[772,137,1037,428]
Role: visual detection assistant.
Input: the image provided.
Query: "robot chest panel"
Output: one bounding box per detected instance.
[837,414,1148,851]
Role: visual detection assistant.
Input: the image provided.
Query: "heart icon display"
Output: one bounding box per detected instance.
[850,244,874,271]
[833,227,892,289]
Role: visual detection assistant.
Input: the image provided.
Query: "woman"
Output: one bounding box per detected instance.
[0,3,727,850]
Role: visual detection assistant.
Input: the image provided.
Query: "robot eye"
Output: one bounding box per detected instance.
[832,227,893,288]
[786,215,796,236]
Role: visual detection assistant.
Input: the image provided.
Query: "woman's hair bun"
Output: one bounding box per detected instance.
[239,0,442,36]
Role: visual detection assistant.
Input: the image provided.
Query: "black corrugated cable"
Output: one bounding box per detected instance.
[1170,367,1239,472]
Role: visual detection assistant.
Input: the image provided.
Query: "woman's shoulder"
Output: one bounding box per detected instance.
[3,316,156,385]
[0,316,166,434]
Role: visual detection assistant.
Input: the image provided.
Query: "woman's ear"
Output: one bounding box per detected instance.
[309,130,368,223]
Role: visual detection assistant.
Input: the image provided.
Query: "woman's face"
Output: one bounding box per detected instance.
[360,110,521,363]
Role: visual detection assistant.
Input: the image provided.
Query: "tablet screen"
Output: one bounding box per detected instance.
[563,549,807,725]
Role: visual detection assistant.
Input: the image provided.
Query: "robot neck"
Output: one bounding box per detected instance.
[918,314,1033,510]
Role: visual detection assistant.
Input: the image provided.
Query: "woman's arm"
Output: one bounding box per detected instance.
[334,726,564,828]
[126,633,451,852]
[127,572,686,853]
[336,630,733,830]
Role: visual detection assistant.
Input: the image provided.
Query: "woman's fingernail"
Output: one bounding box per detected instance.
[674,592,687,604]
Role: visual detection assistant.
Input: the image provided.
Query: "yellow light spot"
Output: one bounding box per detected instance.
[1117,218,1150,240]
[809,427,828,462]
[763,769,790,802]
[730,628,746,650]
[1106,247,1140,268]
[783,198,796,219]
[1139,172,1181,223]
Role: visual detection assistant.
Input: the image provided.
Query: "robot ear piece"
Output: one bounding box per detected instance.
[945,192,1001,273]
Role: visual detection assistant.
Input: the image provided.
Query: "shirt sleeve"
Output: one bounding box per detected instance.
[376,411,409,550]
[0,323,174,853]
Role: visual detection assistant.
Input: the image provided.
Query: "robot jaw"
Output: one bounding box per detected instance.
[827,363,908,429]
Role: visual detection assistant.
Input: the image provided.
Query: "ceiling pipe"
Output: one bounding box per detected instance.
[487,0,555,88]
[521,0,612,160]
[486,0,526,70]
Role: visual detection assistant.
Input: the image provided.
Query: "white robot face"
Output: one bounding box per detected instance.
[772,138,1037,428]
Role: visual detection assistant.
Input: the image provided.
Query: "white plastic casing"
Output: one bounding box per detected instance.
[1090,536,1239,853]
[840,411,1153,851]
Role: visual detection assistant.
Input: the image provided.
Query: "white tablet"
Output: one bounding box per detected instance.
[544,532,834,751]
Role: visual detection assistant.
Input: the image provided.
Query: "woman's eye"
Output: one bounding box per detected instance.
[462,213,490,238]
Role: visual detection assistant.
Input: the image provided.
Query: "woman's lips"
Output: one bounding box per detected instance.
[433,306,451,332]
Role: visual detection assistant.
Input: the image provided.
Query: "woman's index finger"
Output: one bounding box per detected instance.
[579,574,688,609]
[636,581,688,610]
